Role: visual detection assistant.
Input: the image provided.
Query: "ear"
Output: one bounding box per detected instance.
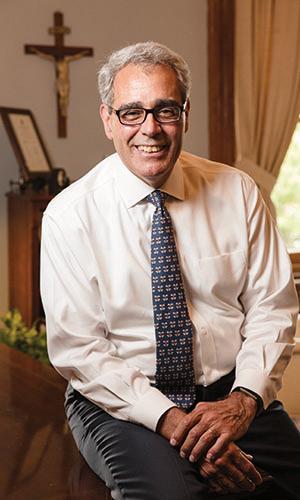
[100,104,113,140]
[183,98,190,133]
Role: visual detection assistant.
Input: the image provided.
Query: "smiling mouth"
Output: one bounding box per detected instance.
[136,145,166,153]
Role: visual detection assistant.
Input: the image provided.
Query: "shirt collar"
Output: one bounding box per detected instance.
[115,153,185,208]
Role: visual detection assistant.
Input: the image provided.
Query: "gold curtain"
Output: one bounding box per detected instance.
[234,0,300,214]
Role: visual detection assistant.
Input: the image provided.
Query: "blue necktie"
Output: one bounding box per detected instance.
[147,190,196,409]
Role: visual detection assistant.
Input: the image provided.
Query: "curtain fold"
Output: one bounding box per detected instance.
[235,0,300,213]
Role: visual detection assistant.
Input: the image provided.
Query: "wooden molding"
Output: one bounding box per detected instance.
[208,0,235,165]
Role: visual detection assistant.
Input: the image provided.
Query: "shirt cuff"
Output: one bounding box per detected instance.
[128,386,176,431]
[231,368,276,410]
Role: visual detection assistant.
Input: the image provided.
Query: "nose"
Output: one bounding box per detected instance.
[140,112,162,136]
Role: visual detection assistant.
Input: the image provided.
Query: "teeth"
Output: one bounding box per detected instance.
[137,145,164,153]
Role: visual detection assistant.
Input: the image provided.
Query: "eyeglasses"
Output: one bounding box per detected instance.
[110,102,186,126]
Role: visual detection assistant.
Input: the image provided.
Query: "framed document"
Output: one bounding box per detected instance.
[0,107,53,180]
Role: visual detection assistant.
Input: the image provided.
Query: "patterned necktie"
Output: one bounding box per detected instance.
[147,190,196,409]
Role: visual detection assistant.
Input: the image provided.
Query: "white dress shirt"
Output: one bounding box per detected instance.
[41,151,298,431]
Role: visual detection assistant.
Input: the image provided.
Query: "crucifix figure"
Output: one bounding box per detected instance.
[24,12,93,137]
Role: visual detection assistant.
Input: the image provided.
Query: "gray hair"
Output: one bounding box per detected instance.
[98,41,191,107]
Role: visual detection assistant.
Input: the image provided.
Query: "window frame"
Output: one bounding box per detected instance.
[288,117,300,274]
[208,0,300,298]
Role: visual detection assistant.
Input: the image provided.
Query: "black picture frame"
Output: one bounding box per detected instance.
[0,107,53,180]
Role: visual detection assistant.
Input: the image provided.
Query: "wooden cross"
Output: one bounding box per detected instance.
[24,11,93,138]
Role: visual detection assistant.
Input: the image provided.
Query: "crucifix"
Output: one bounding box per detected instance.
[24,11,93,138]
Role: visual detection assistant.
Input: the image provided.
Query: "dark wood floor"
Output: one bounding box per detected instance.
[0,344,111,499]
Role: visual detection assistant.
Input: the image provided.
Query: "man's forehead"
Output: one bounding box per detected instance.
[112,63,182,106]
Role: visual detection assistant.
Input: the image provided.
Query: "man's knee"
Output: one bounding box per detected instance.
[66,395,207,499]
[92,419,207,499]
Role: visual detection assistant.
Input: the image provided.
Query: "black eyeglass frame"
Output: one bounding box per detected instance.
[109,102,187,126]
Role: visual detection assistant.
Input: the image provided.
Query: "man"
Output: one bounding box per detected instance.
[41,42,300,499]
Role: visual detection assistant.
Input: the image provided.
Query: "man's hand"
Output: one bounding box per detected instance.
[157,406,186,439]
[199,442,263,495]
[157,400,263,495]
[170,391,257,463]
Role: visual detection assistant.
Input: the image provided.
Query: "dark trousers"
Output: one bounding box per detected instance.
[65,371,300,500]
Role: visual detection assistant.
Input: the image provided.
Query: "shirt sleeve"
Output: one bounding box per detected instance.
[231,179,299,408]
[40,213,175,432]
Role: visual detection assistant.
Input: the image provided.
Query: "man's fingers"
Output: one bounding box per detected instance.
[200,443,263,493]
[233,451,263,486]
[204,433,231,462]
[208,477,242,495]
[212,449,262,488]
[242,451,254,461]
[214,457,257,492]
[170,412,201,446]
[200,460,254,494]
[180,427,217,461]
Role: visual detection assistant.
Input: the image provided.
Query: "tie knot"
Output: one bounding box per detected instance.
[147,190,166,210]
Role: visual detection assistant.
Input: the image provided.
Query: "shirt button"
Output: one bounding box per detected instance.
[200,327,208,336]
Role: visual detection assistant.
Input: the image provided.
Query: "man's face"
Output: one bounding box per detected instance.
[100,64,189,188]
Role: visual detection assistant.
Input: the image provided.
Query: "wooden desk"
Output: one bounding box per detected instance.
[0,344,111,499]
[7,191,52,326]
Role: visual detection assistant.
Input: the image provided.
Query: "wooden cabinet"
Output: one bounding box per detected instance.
[7,191,52,326]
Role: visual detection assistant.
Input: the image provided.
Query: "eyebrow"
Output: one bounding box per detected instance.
[116,99,182,111]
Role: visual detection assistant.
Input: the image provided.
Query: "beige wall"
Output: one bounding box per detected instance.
[0,0,208,314]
